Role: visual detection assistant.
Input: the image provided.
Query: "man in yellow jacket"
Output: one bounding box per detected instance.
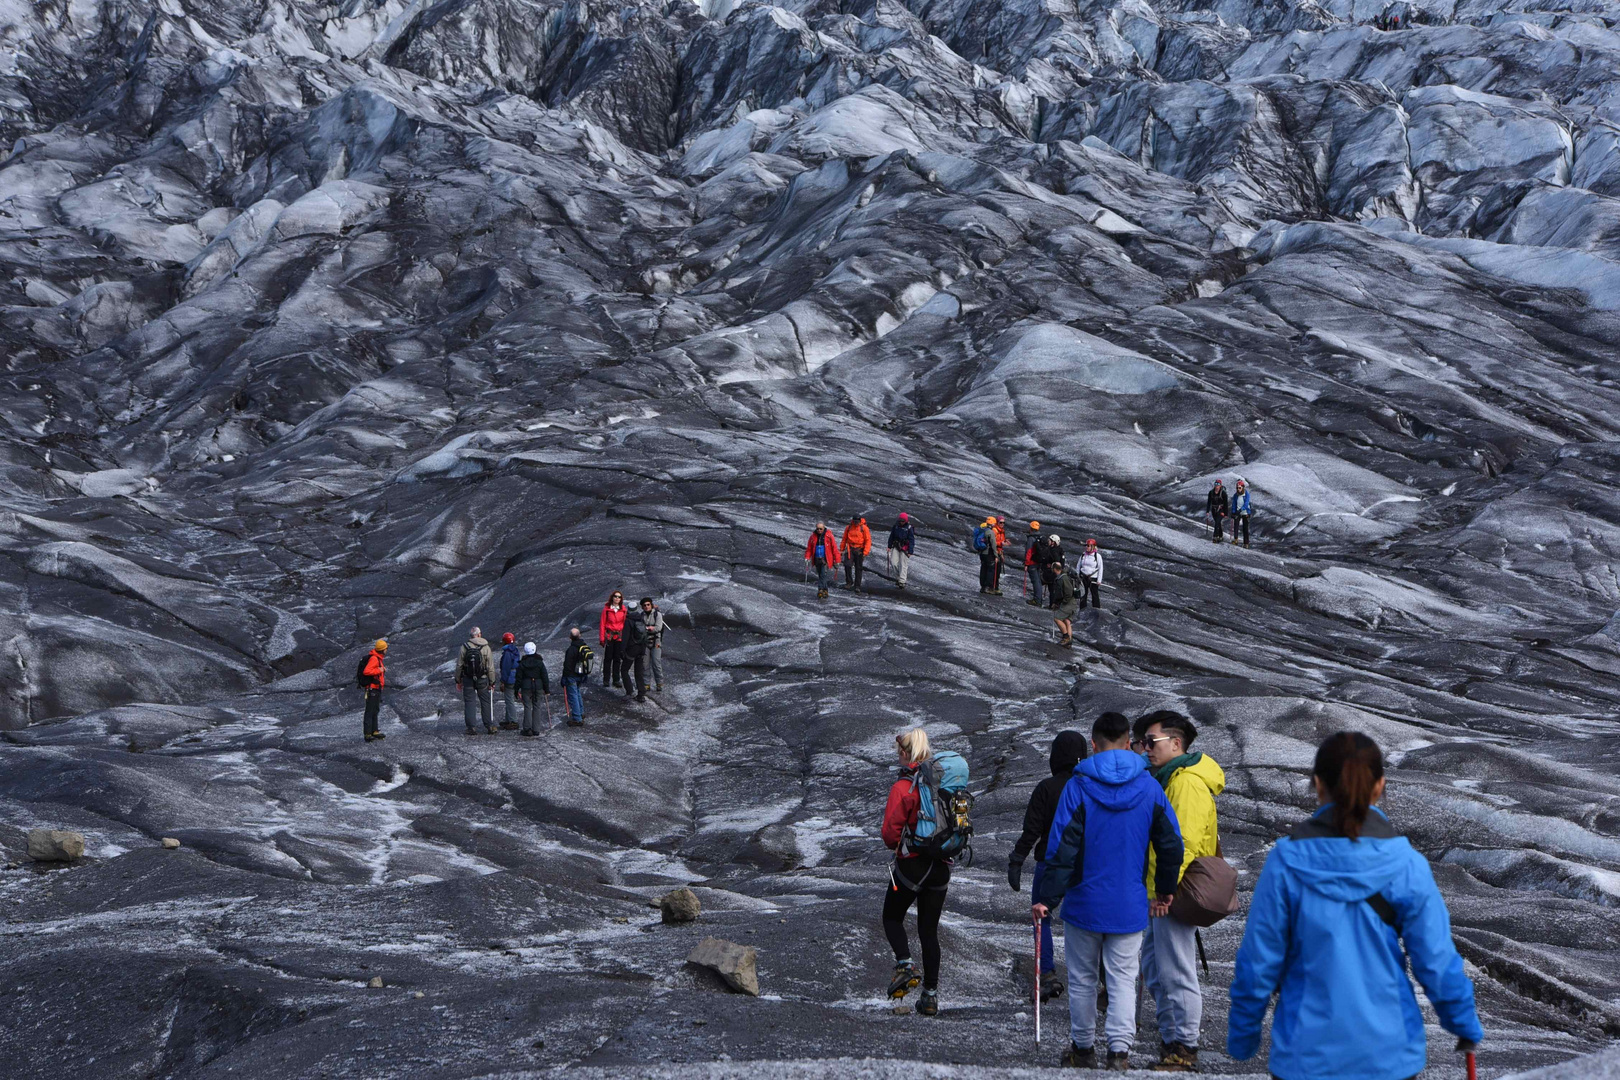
[1136,711,1225,1073]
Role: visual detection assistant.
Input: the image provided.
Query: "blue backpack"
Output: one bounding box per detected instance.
[904,750,975,863]
[970,526,990,553]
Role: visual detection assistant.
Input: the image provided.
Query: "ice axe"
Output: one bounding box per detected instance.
[1033,915,1042,1044]
[1458,1039,1477,1080]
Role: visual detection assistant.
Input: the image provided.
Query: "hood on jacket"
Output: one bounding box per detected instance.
[1274,808,1410,901]
[1049,731,1088,776]
[1156,752,1226,796]
[468,635,488,647]
[1076,749,1152,810]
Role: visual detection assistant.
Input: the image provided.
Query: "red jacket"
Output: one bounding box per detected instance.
[599,603,627,643]
[842,519,872,556]
[881,771,922,857]
[361,650,386,689]
[805,530,841,565]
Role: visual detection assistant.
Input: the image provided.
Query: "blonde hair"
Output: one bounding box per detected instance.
[896,728,931,764]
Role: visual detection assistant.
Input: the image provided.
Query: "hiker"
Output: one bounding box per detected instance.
[805,522,841,601]
[1008,730,1089,1002]
[1206,480,1228,543]
[455,627,496,735]
[1039,532,1066,604]
[975,517,998,594]
[1024,522,1046,606]
[1229,478,1253,547]
[560,628,591,727]
[1050,559,1078,646]
[599,590,629,692]
[1078,538,1104,610]
[881,727,954,1018]
[992,517,1007,594]
[1135,711,1225,1073]
[887,512,915,590]
[1034,711,1184,1070]
[498,632,522,730]
[358,639,387,742]
[1229,732,1483,1080]
[842,515,872,592]
[625,598,651,701]
[514,642,550,736]
[641,597,667,692]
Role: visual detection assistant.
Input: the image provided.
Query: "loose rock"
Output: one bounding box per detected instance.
[685,936,759,996]
[368,976,383,988]
[161,837,181,849]
[27,829,84,862]
[659,886,702,924]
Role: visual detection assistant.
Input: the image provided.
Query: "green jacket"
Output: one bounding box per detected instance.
[1146,751,1225,888]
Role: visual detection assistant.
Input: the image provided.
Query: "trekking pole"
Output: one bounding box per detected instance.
[1459,1040,1477,1080]
[1033,916,1042,1044]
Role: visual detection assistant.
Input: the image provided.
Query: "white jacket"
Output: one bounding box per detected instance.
[1079,551,1104,585]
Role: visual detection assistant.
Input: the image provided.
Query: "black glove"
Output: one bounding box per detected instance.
[1007,859,1022,893]
[1456,1039,1478,1053]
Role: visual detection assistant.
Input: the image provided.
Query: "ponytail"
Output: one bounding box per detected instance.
[1312,732,1384,840]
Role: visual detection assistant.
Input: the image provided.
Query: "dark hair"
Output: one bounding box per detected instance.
[1142,709,1196,749]
[1092,711,1131,744]
[1313,732,1384,840]
[639,597,653,606]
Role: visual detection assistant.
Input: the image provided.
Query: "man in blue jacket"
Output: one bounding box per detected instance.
[497,632,523,730]
[1035,711,1184,1070]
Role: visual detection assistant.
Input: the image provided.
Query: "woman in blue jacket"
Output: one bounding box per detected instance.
[1228,732,1483,1080]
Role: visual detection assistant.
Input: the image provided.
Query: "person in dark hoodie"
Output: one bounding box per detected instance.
[1206,480,1229,543]
[1228,732,1482,1080]
[514,642,550,736]
[1035,711,1184,1070]
[497,632,522,730]
[1008,730,1089,1001]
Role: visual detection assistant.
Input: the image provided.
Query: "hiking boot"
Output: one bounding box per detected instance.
[887,961,920,999]
[464,728,480,736]
[520,729,538,737]
[817,588,828,600]
[498,721,519,731]
[1026,598,1041,606]
[371,730,386,740]
[655,684,663,692]
[484,725,497,735]
[988,588,1003,595]
[1151,1043,1197,1072]
[566,720,584,727]
[1060,1044,1097,1069]
[916,989,938,1016]
[636,693,647,702]
[1059,634,1073,647]
[1105,1049,1131,1071]
[1038,970,1066,1002]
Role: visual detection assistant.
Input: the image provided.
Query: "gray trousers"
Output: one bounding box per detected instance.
[649,643,663,687]
[1065,926,1143,1054]
[462,682,492,731]
[1142,915,1202,1047]
[887,548,910,585]
[501,683,519,724]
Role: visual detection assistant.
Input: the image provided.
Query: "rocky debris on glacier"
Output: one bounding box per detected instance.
[686,935,762,994]
[662,884,705,922]
[2,0,1620,1075]
[25,828,84,862]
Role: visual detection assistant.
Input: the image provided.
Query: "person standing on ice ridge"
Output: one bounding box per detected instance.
[881,727,955,1018]
[455,627,497,735]
[805,522,840,600]
[1038,531,1065,604]
[887,512,916,590]
[1050,553,1078,646]
[1207,480,1229,543]
[842,514,872,592]
[1025,522,1046,606]
[1078,538,1104,609]
[1228,732,1483,1080]
[624,598,651,701]
[498,632,522,730]
[975,517,998,594]
[1008,729,1089,1003]
[640,597,667,692]
[991,517,1007,594]
[514,642,549,736]
[1229,478,1253,547]
[560,629,590,727]
[358,639,387,742]
[599,591,629,691]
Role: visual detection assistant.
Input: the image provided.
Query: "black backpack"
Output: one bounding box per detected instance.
[572,644,595,677]
[460,643,488,682]
[355,653,370,689]
[625,615,649,656]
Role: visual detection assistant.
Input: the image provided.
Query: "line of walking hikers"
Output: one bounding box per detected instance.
[352,594,669,740]
[806,515,1107,647]
[880,719,1483,1075]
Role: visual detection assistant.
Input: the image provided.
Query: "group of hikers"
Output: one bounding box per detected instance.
[352,594,669,739]
[805,516,1109,646]
[1204,478,1255,546]
[882,718,1482,1076]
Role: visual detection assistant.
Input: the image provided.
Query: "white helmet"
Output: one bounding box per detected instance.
[1048,533,1061,544]
[523,642,537,655]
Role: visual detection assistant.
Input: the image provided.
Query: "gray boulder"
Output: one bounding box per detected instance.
[686,937,759,996]
[27,829,84,862]
[660,886,702,924]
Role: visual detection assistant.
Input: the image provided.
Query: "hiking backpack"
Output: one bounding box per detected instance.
[460,643,488,682]
[355,653,371,689]
[572,644,594,677]
[904,750,975,864]
[970,526,990,553]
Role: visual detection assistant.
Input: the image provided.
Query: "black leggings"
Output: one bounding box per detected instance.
[603,639,627,687]
[883,859,950,990]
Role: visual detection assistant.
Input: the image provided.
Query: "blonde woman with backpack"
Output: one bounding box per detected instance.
[881,728,949,1016]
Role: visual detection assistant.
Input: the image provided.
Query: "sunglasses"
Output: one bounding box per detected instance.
[1132,734,1175,749]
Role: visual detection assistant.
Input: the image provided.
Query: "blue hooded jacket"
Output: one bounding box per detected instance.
[1231,488,1252,515]
[499,643,522,685]
[1036,749,1183,933]
[1228,807,1483,1080]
